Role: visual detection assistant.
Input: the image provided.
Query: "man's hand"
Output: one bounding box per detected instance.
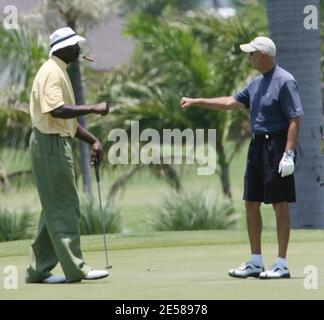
[180,97,195,109]
[91,140,104,164]
[278,152,295,177]
[94,102,109,116]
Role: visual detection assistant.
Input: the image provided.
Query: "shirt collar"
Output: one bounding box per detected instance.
[263,64,277,77]
[50,55,68,70]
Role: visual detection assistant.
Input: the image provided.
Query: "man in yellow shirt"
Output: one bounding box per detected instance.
[26,27,110,284]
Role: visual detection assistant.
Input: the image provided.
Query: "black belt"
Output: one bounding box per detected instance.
[252,130,287,141]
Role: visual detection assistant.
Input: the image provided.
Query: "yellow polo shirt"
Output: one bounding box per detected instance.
[30,56,77,137]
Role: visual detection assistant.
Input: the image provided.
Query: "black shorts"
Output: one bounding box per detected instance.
[243,133,296,204]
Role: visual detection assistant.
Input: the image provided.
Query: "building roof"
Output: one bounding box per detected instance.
[0,0,135,71]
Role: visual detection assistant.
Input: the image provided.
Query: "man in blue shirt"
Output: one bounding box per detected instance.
[180,36,304,279]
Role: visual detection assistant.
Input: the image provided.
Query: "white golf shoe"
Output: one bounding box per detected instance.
[259,264,291,279]
[42,275,66,284]
[84,269,109,280]
[228,261,264,279]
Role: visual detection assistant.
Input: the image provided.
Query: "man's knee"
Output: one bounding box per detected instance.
[272,202,290,221]
[245,201,261,213]
[272,201,289,212]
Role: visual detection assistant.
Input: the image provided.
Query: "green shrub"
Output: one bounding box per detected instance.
[0,208,34,242]
[80,197,122,235]
[150,191,239,231]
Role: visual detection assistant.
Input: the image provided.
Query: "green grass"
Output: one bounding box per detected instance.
[0,148,31,174]
[0,141,278,233]
[1,142,311,299]
[0,230,323,299]
[0,229,323,257]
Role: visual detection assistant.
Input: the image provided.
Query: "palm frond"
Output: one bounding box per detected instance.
[118,0,201,16]
[93,5,267,197]
[0,24,47,102]
[0,209,34,242]
[149,190,239,231]
[79,196,122,235]
[0,105,31,148]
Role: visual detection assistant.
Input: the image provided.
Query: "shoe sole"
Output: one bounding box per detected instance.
[84,274,109,281]
[259,273,291,280]
[228,272,262,279]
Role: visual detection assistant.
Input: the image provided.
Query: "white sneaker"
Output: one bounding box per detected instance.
[260,264,291,279]
[42,275,66,284]
[229,261,264,279]
[84,269,109,280]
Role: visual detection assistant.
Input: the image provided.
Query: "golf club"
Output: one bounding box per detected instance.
[94,153,112,270]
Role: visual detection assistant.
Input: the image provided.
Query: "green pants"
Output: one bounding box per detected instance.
[26,128,91,283]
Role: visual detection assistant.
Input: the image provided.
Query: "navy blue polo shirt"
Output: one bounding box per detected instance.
[233,65,304,134]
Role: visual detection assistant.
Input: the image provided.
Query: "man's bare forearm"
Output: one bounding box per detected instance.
[50,105,96,119]
[285,118,300,151]
[181,96,243,110]
[191,97,233,110]
[75,123,98,145]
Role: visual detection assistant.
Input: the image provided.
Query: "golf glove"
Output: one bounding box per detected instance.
[278,151,295,177]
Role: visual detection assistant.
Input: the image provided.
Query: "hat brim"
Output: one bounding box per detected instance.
[49,35,86,57]
[239,44,257,53]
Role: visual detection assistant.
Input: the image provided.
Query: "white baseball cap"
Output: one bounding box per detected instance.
[49,27,86,57]
[240,36,276,56]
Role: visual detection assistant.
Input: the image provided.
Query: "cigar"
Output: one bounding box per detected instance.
[82,55,95,62]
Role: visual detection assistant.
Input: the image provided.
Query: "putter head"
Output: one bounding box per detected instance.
[106,265,113,270]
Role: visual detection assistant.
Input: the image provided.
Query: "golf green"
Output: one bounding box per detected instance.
[0,230,323,300]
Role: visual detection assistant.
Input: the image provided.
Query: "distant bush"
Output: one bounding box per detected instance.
[0,208,34,242]
[80,197,122,235]
[150,191,239,231]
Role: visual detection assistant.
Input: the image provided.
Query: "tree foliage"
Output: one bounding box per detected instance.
[149,191,239,231]
[117,0,202,16]
[95,5,267,197]
[0,25,47,103]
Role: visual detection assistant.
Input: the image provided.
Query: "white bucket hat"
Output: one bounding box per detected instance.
[49,27,86,57]
[240,36,276,57]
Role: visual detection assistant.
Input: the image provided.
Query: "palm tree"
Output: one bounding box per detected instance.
[267,0,324,228]
[0,25,47,103]
[0,103,32,191]
[320,0,324,85]
[0,25,47,190]
[95,7,267,199]
[212,0,222,8]
[118,0,202,16]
